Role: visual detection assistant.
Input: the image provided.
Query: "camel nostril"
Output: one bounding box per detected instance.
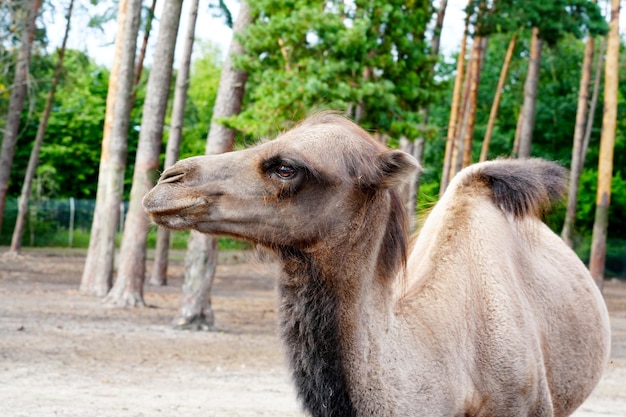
[159,170,186,184]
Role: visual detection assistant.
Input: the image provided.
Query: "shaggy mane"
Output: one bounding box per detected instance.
[378,189,410,281]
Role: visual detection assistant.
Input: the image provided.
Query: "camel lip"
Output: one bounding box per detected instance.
[143,197,208,216]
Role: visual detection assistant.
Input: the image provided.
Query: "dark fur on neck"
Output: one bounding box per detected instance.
[276,246,357,417]
[272,188,408,416]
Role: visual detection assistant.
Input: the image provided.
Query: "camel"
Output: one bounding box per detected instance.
[143,112,611,417]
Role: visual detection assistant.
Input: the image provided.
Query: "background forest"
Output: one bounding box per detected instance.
[0,0,625,285]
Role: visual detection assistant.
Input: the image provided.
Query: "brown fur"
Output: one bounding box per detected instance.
[143,113,611,417]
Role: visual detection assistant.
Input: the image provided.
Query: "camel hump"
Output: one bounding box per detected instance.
[463,158,567,218]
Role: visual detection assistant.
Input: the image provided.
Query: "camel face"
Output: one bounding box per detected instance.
[143,115,418,249]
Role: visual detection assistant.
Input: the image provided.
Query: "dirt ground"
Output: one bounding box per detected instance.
[0,248,624,417]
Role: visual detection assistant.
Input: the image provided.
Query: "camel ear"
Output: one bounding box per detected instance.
[375,150,421,189]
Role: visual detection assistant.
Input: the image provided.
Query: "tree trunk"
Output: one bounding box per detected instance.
[80,0,141,297]
[440,8,470,196]
[9,0,74,255]
[205,1,252,155]
[406,136,424,229]
[590,0,620,289]
[354,66,371,123]
[561,33,595,248]
[176,0,253,329]
[480,33,517,162]
[134,0,157,87]
[516,27,542,159]
[430,0,447,57]
[150,0,200,287]
[105,0,183,307]
[512,106,523,155]
[459,36,487,171]
[174,231,218,329]
[0,0,40,234]
[399,135,419,230]
[582,37,606,172]
[451,52,472,177]
[405,0,448,225]
[80,0,128,295]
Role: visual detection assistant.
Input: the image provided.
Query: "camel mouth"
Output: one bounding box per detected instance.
[143,197,208,217]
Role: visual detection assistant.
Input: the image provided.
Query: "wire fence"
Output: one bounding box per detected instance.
[0,198,128,248]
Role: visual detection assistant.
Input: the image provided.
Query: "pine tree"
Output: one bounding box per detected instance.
[441,5,470,195]
[9,0,74,255]
[516,27,542,159]
[589,0,620,288]
[175,0,253,329]
[80,0,143,297]
[106,0,184,306]
[0,0,40,234]
[480,33,516,162]
[150,0,201,287]
[562,32,596,248]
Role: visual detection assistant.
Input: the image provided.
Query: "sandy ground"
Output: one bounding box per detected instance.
[0,248,624,417]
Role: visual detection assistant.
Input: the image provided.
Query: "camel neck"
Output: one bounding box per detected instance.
[275,191,404,416]
[277,248,359,417]
[276,236,395,417]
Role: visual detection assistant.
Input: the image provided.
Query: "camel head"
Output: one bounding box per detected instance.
[143,113,419,249]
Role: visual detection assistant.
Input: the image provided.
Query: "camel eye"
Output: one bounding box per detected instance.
[276,165,296,179]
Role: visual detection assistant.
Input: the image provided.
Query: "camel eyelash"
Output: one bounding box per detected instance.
[261,155,331,188]
[262,157,303,177]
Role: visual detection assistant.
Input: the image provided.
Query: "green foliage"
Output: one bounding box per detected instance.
[8,47,148,200]
[10,50,110,199]
[143,230,252,251]
[145,228,188,250]
[576,169,626,240]
[136,229,251,251]
[479,0,608,43]
[218,236,253,251]
[416,181,440,213]
[231,0,434,139]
